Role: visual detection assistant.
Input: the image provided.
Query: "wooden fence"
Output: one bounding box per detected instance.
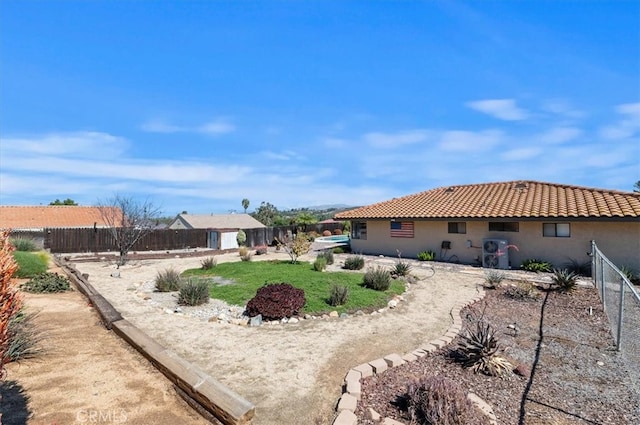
[44,228,208,253]
[38,222,345,253]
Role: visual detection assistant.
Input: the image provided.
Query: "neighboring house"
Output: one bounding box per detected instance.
[335,181,640,271]
[168,213,266,250]
[0,205,118,230]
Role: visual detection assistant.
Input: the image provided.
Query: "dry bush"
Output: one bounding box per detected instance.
[1,229,23,377]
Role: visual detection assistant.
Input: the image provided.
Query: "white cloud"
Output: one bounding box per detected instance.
[599,102,640,140]
[501,147,541,161]
[541,99,585,120]
[140,120,183,133]
[466,99,529,121]
[198,119,236,136]
[438,130,504,152]
[0,132,128,158]
[321,137,349,149]
[363,129,431,148]
[538,127,582,144]
[141,118,235,136]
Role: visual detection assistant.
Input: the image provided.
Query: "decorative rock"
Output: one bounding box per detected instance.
[345,379,361,400]
[329,311,339,318]
[402,353,418,362]
[345,369,361,383]
[337,393,357,412]
[368,358,388,374]
[322,314,330,319]
[333,409,357,425]
[340,313,349,318]
[367,407,381,422]
[281,318,288,324]
[387,299,398,309]
[174,307,183,313]
[353,363,374,378]
[383,353,405,368]
[377,308,386,314]
[304,314,312,320]
[110,271,121,278]
[249,314,262,327]
[383,418,405,425]
[163,308,174,314]
[355,310,365,316]
[288,317,299,324]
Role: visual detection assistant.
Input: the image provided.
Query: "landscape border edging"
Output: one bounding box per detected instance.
[54,256,256,425]
[332,286,497,425]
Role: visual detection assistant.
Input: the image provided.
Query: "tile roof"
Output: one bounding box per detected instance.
[171,213,266,229]
[0,206,120,229]
[335,181,640,220]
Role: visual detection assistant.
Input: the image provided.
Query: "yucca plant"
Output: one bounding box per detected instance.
[363,266,392,291]
[483,270,505,289]
[178,278,210,306]
[457,320,512,376]
[200,256,217,270]
[551,268,578,292]
[392,260,412,277]
[155,268,180,292]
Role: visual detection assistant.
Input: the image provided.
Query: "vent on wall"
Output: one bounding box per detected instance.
[482,238,509,269]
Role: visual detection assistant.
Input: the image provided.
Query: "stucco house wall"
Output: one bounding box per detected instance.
[350,219,640,271]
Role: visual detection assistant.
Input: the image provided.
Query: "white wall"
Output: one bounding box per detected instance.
[220,231,239,250]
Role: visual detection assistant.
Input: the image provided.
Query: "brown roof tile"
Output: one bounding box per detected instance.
[0,206,120,229]
[335,181,640,220]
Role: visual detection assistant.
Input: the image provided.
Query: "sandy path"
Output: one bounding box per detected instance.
[74,252,483,424]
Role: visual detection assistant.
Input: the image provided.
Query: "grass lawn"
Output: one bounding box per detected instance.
[13,251,49,278]
[182,260,405,315]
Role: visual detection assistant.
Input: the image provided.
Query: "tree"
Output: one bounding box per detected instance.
[292,212,317,226]
[96,195,162,266]
[252,201,279,226]
[242,198,250,213]
[634,181,640,193]
[278,232,312,264]
[49,198,78,206]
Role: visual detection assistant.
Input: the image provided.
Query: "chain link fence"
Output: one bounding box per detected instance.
[591,240,640,391]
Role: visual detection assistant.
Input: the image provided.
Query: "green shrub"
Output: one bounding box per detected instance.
[313,257,327,272]
[406,375,490,425]
[521,259,553,273]
[317,250,334,265]
[178,278,210,306]
[9,238,38,252]
[12,251,48,278]
[620,266,640,285]
[503,282,540,301]
[417,250,436,261]
[552,268,578,292]
[392,260,412,277]
[332,246,347,254]
[328,284,349,306]
[483,270,505,289]
[200,257,217,270]
[22,272,71,293]
[4,309,43,362]
[343,255,365,270]
[155,268,180,292]
[563,258,592,277]
[236,229,247,246]
[363,266,392,291]
[245,283,306,320]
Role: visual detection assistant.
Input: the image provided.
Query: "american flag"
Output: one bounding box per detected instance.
[390,221,414,238]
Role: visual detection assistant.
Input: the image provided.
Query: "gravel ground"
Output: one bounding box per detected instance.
[356,282,640,425]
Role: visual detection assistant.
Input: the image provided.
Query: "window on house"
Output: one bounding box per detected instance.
[448,222,466,234]
[543,223,570,237]
[352,222,367,240]
[489,222,519,232]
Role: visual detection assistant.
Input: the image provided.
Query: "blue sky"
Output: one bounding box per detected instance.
[1,1,638,215]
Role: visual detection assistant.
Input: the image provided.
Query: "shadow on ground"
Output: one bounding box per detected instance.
[1,379,31,425]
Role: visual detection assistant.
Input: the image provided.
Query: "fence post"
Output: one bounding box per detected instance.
[617,280,625,350]
[599,256,606,307]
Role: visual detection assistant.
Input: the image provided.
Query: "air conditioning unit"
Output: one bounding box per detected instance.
[482,238,509,269]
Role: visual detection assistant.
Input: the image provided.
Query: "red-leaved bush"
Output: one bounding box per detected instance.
[245,283,306,320]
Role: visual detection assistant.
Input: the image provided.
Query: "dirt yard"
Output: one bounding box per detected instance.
[68,250,483,425]
[1,277,212,425]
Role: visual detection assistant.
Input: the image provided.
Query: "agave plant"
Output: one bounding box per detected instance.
[457,320,512,377]
[551,268,578,292]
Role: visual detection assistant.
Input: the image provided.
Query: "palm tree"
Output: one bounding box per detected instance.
[242,198,250,213]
